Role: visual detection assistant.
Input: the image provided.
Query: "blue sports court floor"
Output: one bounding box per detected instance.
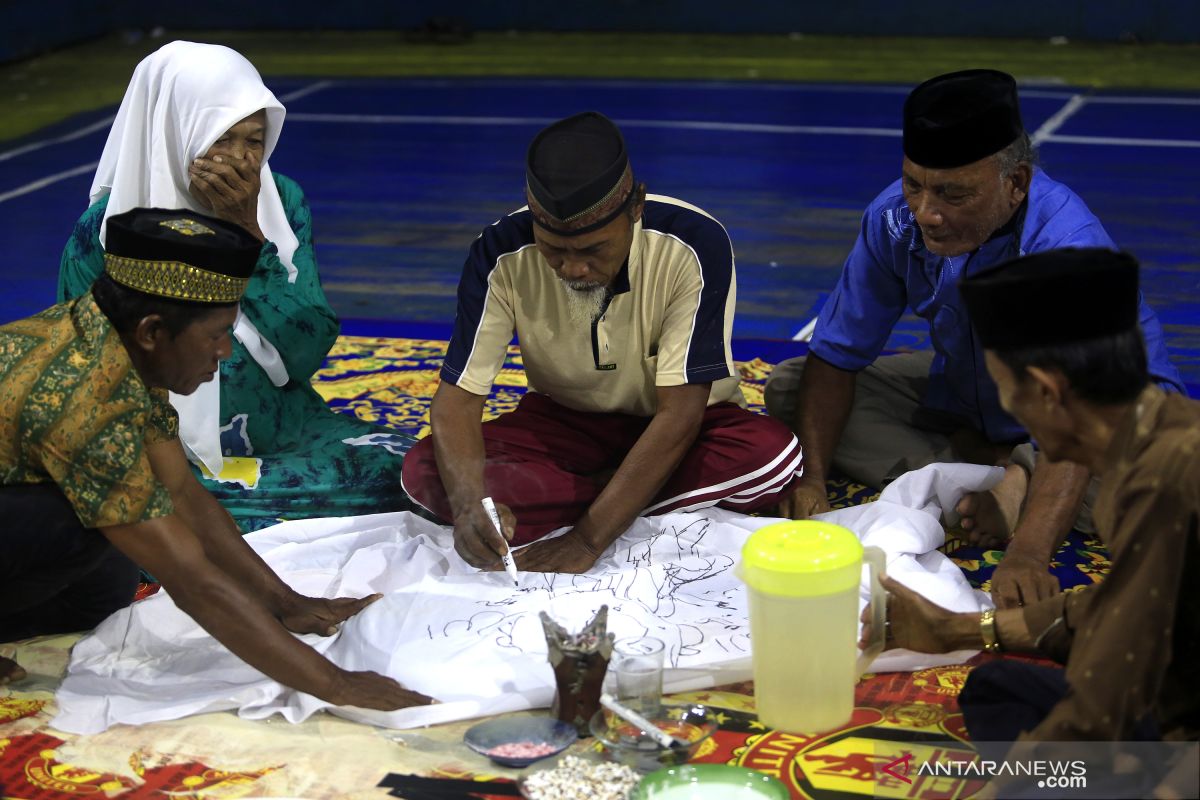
[1,77,1197,388]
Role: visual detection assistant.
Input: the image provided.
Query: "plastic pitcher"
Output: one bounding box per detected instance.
[739,520,887,733]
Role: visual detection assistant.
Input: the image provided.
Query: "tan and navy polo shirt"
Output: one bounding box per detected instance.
[442,194,744,417]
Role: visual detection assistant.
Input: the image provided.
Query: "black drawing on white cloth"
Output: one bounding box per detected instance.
[428,518,751,661]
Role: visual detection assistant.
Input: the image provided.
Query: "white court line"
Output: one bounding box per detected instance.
[1018,89,1078,99]
[260,77,1200,104]
[289,111,1200,147]
[305,77,1200,105]
[1086,95,1200,106]
[278,80,336,104]
[1032,94,1088,145]
[0,82,331,166]
[1045,133,1200,148]
[0,81,331,204]
[0,116,114,163]
[288,112,903,138]
[791,316,819,342]
[289,112,556,126]
[625,119,901,137]
[288,77,1190,103]
[0,161,98,205]
[4,113,1197,205]
[361,77,921,94]
[0,84,1193,169]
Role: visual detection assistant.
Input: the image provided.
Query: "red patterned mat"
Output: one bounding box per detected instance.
[390,661,1025,800]
[0,655,1054,799]
[0,728,278,799]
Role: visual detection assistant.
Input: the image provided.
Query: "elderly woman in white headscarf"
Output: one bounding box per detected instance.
[59,40,418,531]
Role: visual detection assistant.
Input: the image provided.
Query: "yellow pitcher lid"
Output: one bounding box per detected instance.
[740,520,863,597]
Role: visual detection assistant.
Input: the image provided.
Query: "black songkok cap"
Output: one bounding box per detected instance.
[960,248,1139,351]
[526,111,634,236]
[904,69,1025,169]
[103,207,260,303]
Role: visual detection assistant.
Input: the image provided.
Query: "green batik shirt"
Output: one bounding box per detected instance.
[0,293,177,528]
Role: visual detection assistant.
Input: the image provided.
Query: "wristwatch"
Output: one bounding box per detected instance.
[980,608,1002,653]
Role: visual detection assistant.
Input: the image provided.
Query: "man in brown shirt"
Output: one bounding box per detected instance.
[862,248,1197,792]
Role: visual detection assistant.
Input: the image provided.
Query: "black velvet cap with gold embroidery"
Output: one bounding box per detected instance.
[526,111,636,236]
[103,207,260,303]
[960,248,1140,351]
[904,69,1024,168]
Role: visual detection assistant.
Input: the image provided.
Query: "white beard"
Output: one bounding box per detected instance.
[563,282,609,327]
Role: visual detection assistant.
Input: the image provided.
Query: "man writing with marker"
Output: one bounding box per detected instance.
[402,112,803,574]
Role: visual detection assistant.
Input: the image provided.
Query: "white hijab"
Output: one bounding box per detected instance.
[91,41,298,475]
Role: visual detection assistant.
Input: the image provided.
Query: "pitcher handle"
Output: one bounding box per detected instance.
[856,546,888,677]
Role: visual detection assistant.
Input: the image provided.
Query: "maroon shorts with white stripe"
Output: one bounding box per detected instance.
[401,392,803,546]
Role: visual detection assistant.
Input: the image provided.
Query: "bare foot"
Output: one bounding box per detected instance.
[0,655,27,685]
[954,463,1029,548]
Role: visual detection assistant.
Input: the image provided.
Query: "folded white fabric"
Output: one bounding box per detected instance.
[823,461,1002,672]
[54,462,1000,734]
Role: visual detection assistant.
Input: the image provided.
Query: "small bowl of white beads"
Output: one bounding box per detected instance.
[518,754,642,800]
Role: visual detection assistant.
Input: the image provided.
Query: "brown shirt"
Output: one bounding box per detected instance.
[1020,385,1200,740]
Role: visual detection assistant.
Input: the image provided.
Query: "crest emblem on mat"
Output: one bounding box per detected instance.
[911,665,971,696]
[159,218,216,236]
[21,738,137,793]
[0,696,46,723]
[729,706,982,798]
[882,701,947,728]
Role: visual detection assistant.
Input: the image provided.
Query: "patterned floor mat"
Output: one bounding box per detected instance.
[312,335,1111,592]
[0,336,1109,799]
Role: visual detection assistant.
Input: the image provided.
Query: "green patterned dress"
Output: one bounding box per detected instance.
[58,174,417,531]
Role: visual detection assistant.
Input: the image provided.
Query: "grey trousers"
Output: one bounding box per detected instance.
[764,351,1096,531]
[765,351,966,487]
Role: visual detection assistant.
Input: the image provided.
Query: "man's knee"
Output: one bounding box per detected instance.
[0,484,100,580]
[400,436,437,490]
[698,410,803,512]
[764,356,807,423]
[728,408,805,469]
[756,411,804,460]
[399,436,451,521]
[76,546,141,629]
[959,660,1068,735]
[0,537,139,639]
[1007,443,1101,533]
[959,659,1014,707]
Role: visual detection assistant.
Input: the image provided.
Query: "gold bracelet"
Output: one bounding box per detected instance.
[980,608,1001,653]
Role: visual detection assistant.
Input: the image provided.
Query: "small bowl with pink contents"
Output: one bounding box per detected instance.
[463,716,579,768]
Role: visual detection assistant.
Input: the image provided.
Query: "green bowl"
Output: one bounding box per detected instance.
[632,764,790,799]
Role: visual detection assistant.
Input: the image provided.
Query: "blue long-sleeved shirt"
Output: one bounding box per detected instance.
[809,169,1184,443]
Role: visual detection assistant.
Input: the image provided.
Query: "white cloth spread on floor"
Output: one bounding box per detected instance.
[54,463,999,734]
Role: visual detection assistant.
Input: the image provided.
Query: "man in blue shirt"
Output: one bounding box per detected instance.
[764,69,1182,609]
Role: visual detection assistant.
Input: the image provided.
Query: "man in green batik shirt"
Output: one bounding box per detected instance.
[1,207,429,713]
